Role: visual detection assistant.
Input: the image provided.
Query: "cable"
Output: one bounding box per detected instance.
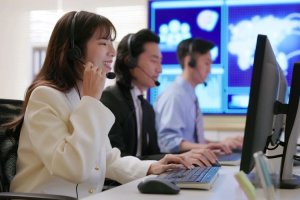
[76,184,79,199]
[294,155,300,161]
[266,154,283,159]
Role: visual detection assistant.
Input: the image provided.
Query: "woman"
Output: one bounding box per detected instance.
[9,11,193,198]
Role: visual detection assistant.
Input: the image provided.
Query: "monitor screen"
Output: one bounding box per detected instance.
[148,0,300,114]
[240,34,287,174]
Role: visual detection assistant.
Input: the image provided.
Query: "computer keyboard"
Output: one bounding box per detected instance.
[157,166,220,190]
[218,152,241,166]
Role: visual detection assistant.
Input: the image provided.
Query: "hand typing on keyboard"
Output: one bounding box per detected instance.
[205,143,232,154]
[148,149,220,175]
[180,148,218,167]
[221,136,243,150]
[148,154,194,175]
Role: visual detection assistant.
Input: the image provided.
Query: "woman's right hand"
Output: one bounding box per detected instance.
[82,62,106,100]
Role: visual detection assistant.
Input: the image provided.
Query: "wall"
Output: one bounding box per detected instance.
[0,0,147,99]
[0,0,245,133]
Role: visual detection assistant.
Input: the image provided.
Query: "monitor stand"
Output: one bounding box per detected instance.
[280,175,300,189]
[248,169,279,186]
[280,100,300,189]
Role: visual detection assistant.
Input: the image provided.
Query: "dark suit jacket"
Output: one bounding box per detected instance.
[100,82,163,160]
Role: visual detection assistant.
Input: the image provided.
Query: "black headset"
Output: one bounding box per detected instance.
[68,12,82,62]
[188,40,196,68]
[126,34,138,68]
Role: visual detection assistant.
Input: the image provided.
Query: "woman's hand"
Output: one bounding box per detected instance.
[82,62,106,100]
[147,154,193,175]
[179,149,217,167]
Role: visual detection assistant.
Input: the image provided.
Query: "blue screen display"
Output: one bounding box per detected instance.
[148,0,300,114]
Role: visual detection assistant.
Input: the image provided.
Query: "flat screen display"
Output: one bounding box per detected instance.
[148,0,300,114]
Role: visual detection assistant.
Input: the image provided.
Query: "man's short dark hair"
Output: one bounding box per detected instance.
[114,29,160,89]
[176,38,214,68]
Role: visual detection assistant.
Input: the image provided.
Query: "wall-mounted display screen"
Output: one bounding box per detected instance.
[148,0,300,114]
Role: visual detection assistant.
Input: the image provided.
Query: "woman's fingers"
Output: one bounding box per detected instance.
[82,62,106,99]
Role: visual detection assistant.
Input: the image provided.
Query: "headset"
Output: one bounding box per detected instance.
[67,11,116,79]
[188,40,196,68]
[126,34,138,68]
[68,11,82,62]
[126,33,160,86]
[187,39,207,86]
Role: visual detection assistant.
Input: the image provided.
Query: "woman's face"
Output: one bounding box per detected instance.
[84,29,116,74]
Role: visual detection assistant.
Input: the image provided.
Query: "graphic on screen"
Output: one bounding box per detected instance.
[228,3,300,87]
[150,66,224,113]
[148,0,300,114]
[150,2,221,64]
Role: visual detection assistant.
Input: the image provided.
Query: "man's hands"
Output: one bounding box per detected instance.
[221,136,243,150]
[147,148,219,175]
[180,148,217,167]
[147,154,192,175]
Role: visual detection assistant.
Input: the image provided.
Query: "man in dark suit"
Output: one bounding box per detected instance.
[101,29,217,164]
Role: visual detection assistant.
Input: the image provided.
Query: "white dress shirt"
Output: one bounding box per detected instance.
[130,85,143,156]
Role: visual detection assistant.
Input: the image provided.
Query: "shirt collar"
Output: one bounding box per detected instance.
[130,83,143,100]
[176,75,197,102]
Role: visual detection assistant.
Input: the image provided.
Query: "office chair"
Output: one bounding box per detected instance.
[0,99,76,200]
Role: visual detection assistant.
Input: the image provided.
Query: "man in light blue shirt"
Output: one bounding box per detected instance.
[155,38,243,153]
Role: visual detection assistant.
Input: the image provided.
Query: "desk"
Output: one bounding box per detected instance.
[82,166,300,200]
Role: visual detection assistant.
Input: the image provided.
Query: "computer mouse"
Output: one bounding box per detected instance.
[137,177,180,194]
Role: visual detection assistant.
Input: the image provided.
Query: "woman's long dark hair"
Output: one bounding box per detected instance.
[6,11,116,130]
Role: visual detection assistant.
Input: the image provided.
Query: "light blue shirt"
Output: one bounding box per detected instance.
[154,75,204,153]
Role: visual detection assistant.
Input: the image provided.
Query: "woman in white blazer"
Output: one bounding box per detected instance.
[9,11,194,199]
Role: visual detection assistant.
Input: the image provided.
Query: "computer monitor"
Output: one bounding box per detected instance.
[280,62,300,188]
[240,34,300,188]
[240,34,286,174]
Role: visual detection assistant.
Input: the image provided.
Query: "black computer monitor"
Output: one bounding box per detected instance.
[240,34,300,189]
[280,62,300,188]
[240,34,287,174]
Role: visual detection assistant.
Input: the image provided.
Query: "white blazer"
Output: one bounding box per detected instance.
[10,86,154,198]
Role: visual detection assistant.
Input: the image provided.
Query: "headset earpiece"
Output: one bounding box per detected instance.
[188,40,196,68]
[68,12,82,62]
[126,34,137,68]
[68,45,82,61]
[188,57,196,68]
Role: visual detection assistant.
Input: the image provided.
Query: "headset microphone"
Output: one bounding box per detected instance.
[203,82,207,87]
[77,59,116,79]
[136,66,160,86]
[68,12,115,80]
[106,72,116,79]
[154,80,160,87]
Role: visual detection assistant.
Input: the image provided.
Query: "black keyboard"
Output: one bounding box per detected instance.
[157,166,220,190]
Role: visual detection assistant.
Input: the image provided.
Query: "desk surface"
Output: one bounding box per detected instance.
[82,166,300,200]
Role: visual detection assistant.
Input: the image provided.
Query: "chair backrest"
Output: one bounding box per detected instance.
[0,99,23,192]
